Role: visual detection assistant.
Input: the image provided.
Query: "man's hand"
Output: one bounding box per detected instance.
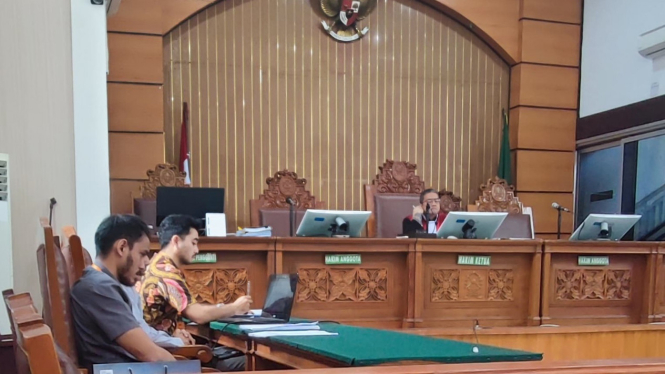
[173,328,195,345]
[412,205,424,221]
[232,296,253,315]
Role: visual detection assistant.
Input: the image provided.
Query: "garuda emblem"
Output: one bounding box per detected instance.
[321,0,378,42]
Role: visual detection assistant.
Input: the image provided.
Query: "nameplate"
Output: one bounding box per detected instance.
[325,254,361,265]
[578,256,609,266]
[457,255,491,266]
[191,253,217,263]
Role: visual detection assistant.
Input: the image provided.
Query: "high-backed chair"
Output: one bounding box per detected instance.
[3,289,33,374]
[60,226,92,286]
[249,170,325,236]
[469,177,535,239]
[132,163,189,229]
[437,189,464,213]
[364,160,426,238]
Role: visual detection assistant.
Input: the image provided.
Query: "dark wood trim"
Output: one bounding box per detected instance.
[519,17,581,26]
[577,95,665,140]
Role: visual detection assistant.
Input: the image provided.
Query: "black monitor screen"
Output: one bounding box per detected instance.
[156,187,225,226]
[262,274,298,320]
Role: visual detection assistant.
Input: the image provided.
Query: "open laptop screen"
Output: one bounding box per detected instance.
[262,274,298,319]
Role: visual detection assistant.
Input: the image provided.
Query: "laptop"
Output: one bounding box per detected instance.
[217,273,299,324]
[94,361,200,374]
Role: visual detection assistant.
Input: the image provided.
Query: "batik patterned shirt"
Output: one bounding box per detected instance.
[140,252,195,335]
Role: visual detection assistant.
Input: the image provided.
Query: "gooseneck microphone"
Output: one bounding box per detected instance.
[286,197,296,206]
[552,202,570,212]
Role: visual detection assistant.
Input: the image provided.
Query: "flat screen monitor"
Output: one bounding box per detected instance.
[570,214,641,241]
[437,212,508,239]
[296,209,371,237]
[156,187,225,227]
[262,274,299,320]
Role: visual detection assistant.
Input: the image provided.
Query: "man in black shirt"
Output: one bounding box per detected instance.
[70,215,174,371]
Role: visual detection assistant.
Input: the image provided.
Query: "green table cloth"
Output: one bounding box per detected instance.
[208,321,542,366]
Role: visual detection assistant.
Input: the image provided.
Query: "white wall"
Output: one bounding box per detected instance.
[71,0,110,254]
[0,0,78,319]
[580,0,665,117]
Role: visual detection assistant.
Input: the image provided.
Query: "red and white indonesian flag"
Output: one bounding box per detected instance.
[179,103,191,185]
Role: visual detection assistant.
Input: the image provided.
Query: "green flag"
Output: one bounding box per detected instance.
[497,109,512,185]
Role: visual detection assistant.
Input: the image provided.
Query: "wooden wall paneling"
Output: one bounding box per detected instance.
[515,150,575,192]
[276,238,413,329]
[520,0,582,24]
[541,241,657,326]
[107,33,164,84]
[161,0,217,34]
[416,240,541,328]
[162,0,510,230]
[519,20,581,67]
[536,234,562,240]
[109,133,165,179]
[107,0,162,34]
[108,83,164,132]
[517,192,574,234]
[652,244,665,321]
[412,325,665,362]
[509,64,579,109]
[110,180,143,214]
[509,107,576,151]
[437,0,520,61]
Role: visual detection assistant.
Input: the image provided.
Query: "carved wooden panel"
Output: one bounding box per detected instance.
[214,268,248,304]
[182,269,215,303]
[140,163,188,198]
[555,269,631,301]
[183,268,248,304]
[475,177,522,213]
[257,170,317,209]
[296,268,388,303]
[438,189,463,212]
[431,268,514,302]
[371,160,425,194]
[431,270,460,301]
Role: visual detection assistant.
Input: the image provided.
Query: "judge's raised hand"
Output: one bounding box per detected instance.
[412,205,424,221]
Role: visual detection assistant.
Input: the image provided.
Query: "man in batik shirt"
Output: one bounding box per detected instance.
[141,214,252,371]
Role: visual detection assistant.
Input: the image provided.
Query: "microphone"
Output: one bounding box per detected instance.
[552,202,570,212]
[424,203,431,222]
[472,320,480,353]
[286,197,296,206]
[49,197,57,226]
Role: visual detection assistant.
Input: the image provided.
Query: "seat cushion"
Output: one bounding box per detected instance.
[375,194,421,238]
[259,209,307,237]
[493,214,533,239]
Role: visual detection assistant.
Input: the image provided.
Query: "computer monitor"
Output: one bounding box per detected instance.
[437,212,509,239]
[296,209,371,237]
[156,187,225,227]
[570,214,641,241]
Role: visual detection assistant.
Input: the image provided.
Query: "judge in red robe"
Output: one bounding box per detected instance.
[402,189,447,235]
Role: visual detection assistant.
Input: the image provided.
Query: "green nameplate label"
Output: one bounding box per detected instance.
[325,254,361,265]
[578,256,609,266]
[191,253,217,263]
[457,255,491,266]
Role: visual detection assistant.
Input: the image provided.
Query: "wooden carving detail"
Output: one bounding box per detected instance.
[258,170,317,209]
[140,163,188,198]
[431,269,514,302]
[488,270,514,301]
[371,160,425,194]
[475,176,521,213]
[461,270,488,300]
[297,269,329,302]
[358,269,388,301]
[555,269,631,301]
[329,269,358,301]
[431,270,460,301]
[214,268,248,304]
[296,268,388,302]
[438,189,463,212]
[183,270,215,303]
[555,270,581,300]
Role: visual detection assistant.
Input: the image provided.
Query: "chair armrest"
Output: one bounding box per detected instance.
[166,345,214,363]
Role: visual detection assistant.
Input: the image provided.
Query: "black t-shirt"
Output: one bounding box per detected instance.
[70,265,139,371]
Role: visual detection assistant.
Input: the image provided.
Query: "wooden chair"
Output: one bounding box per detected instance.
[3,289,33,374]
[364,160,426,238]
[437,189,464,213]
[40,223,216,367]
[131,163,189,229]
[60,226,91,286]
[249,170,325,236]
[469,177,535,239]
